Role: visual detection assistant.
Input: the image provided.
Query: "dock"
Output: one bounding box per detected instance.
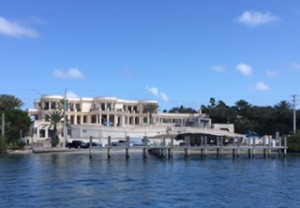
[33,135,288,159]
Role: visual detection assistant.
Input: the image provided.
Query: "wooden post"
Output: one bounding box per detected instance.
[232,148,236,158]
[268,136,272,158]
[200,136,204,158]
[263,136,266,158]
[216,137,220,158]
[107,136,111,159]
[220,137,224,158]
[184,135,190,158]
[89,136,92,159]
[232,137,236,158]
[126,136,130,159]
[284,136,287,157]
[248,149,251,158]
[204,136,207,158]
[236,147,240,158]
[169,137,174,158]
[236,137,240,158]
[143,136,148,158]
[252,137,256,158]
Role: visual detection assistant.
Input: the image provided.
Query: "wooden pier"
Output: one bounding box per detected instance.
[33,135,288,160]
[91,135,288,159]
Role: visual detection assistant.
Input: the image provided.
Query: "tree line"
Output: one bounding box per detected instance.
[1,94,300,152]
[199,97,298,136]
[168,97,299,136]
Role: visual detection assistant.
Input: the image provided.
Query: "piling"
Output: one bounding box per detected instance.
[107,136,111,159]
[143,136,148,159]
[89,136,93,159]
[184,136,190,158]
[125,136,130,159]
[284,136,287,157]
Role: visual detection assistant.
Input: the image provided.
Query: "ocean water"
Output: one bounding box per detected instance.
[1,152,300,208]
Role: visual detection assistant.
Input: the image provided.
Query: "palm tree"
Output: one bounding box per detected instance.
[209,97,216,109]
[45,111,64,139]
[235,99,251,117]
[143,103,158,124]
[0,94,23,111]
[274,100,292,134]
[274,100,291,114]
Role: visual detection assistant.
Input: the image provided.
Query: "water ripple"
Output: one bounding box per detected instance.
[1,153,300,207]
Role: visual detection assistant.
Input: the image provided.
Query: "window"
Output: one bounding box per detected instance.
[51,102,56,110]
[44,102,49,110]
[76,103,81,112]
[39,129,45,138]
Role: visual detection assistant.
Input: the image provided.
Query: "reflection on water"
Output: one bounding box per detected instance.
[1,153,300,208]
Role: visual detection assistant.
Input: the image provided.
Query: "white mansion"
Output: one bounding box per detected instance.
[27,95,234,145]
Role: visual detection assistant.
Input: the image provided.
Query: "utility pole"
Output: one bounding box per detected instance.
[1,112,4,136]
[292,94,297,133]
[63,89,67,148]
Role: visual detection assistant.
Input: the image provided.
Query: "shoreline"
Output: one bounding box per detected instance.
[3,146,285,156]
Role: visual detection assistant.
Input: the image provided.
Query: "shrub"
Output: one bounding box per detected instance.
[51,136,60,147]
[0,135,7,154]
[287,132,300,152]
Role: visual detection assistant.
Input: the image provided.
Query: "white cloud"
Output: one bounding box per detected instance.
[53,68,85,80]
[237,11,279,27]
[66,91,79,98]
[265,70,279,77]
[210,65,227,73]
[291,62,300,71]
[255,82,270,91]
[160,92,169,102]
[0,16,38,38]
[146,87,169,102]
[236,63,253,76]
[146,87,159,96]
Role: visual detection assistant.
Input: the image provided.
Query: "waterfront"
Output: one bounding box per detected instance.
[1,152,300,208]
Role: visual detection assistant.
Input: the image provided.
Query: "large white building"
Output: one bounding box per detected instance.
[27,95,233,145]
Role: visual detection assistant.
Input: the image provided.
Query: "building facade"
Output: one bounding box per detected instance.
[27,95,223,144]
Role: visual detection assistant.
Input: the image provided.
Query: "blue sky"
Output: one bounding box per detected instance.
[1,0,300,111]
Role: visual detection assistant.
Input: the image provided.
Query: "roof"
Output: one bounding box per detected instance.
[150,128,245,140]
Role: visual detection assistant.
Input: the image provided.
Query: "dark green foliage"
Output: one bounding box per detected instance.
[0,94,24,111]
[202,98,297,136]
[0,94,32,150]
[46,111,64,135]
[51,136,60,147]
[287,133,300,152]
[4,109,32,145]
[0,135,7,154]
[11,139,26,150]
[143,103,159,124]
[169,105,197,114]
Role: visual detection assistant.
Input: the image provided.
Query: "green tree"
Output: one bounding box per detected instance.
[0,95,30,149]
[5,109,32,147]
[143,103,158,124]
[45,111,64,147]
[0,94,24,111]
[169,105,197,114]
[209,97,216,109]
[0,135,7,154]
[287,132,300,152]
[234,99,251,117]
[274,100,292,135]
